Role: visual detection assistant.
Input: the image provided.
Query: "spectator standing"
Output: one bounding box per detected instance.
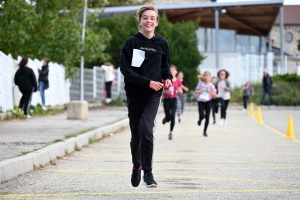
[38,58,50,110]
[101,62,115,104]
[14,57,37,118]
[261,70,274,105]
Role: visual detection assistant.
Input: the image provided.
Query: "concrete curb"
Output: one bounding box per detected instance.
[0,118,129,183]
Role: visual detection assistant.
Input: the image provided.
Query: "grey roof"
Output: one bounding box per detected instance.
[89,0,284,14]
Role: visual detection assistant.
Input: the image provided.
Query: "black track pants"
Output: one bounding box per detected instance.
[218,98,229,119]
[19,87,33,115]
[126,92,161,171]
[198,101,211,133]
[163,98,177,132]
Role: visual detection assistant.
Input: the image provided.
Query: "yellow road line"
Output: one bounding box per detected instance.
[250,116,300,145]
[45,169,300,184]
[46,166,300,172]
[2,189,300,198]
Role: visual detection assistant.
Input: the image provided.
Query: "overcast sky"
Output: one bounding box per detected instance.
[217,0,300,4]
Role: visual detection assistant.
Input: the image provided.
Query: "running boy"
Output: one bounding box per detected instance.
[120,3,172,188]
[196,71,217,137]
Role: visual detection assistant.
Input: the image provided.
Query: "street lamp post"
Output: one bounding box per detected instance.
[80,0,88,101]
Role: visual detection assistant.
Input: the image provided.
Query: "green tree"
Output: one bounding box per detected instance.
[0,0,110,78]
[92,13,203,88]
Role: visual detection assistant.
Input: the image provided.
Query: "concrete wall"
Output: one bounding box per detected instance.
[270,25,300,57]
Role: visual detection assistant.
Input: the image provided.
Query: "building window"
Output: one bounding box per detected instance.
[285,32,293,43]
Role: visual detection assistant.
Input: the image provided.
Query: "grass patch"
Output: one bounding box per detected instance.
[53,139,63,143]
[88,138,94,144]
[65,134,77,139]
[80,128,95,134]
[21,151,30,155]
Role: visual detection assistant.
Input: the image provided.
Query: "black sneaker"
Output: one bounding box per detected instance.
[168,133,173,140]
[131,166,142,187]
[203,132,207,137]
[178,118,181,123]
[162,118,166,125]
[143,173,157,188]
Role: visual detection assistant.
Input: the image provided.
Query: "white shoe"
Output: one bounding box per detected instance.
[42,106,47,110]
[219,118,224,126]
[26,115,32,119]
[105,98,112,104]
[242,108,246,112]
[223,120,227,127]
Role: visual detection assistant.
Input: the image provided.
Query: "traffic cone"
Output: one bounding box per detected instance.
[248,102,255,117]
[256,106,263,123]
[285,115,296,139]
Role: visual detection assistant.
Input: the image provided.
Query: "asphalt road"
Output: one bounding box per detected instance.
[1,108,300,199]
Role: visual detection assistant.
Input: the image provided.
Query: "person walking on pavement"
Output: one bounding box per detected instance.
[242,81,254,112]
[176,71,189,123]
[261,70,274,105]
[216,69,232,127]
[38,58,50,110]
[196,71,217,137]
[14,57,38,119]
[101,62,115,104]
[162,65,182,140]
[211,76,219,124]
[120,3,173,188]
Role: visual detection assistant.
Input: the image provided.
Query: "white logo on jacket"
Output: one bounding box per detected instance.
[140,47,156,51]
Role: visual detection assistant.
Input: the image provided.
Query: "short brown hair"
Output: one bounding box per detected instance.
[136,3,159,30]
[217,69,230,79]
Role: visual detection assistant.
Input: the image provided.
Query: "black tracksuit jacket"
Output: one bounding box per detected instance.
[14,66,37,92]
[120,32,172,96]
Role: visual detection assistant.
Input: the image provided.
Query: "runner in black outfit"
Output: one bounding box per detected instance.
[120,3,172,188]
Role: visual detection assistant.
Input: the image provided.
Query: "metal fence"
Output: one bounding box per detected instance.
[70,66,126,102]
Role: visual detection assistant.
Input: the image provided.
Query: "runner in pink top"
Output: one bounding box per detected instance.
[162,65,182,140]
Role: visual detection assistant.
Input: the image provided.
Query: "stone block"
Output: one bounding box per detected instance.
[35,149,50,165]
[0,165,4,182]
[67,100,89,120]
[62,138,76,154]
[75,135,89,148]
[47,143,65,157]
[0,158,25,181]
[21,155,34,172]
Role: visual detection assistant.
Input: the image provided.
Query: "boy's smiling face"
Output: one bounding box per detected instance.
[139,10,158,34]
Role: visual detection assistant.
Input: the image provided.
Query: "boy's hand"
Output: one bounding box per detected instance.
[164,79,172,88]
[150,81,164,91]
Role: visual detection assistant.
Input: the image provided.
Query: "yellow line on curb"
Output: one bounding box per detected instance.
[2,189,300,198]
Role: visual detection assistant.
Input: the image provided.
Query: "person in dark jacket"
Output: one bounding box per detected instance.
[38,58,50,109]
[261,70,274,105]
[120,3,172,188]
[14,57,37,118]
